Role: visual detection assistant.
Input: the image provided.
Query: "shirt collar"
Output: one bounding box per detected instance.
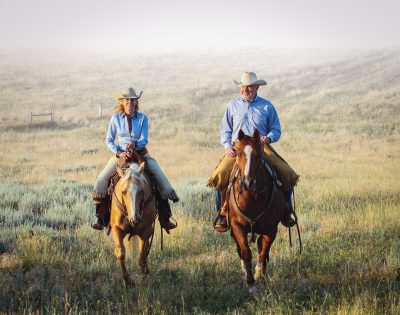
[121,112,138,119]
[241,95,258,104]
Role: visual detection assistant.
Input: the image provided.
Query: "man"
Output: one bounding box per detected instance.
[207,72,299,232]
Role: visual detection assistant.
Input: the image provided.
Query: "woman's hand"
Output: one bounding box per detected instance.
[126,141,136,152]
[118,152,132,159]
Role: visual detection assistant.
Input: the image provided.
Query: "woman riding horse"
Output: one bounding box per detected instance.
[92,87,178,233]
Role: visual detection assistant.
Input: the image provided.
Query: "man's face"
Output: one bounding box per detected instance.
[241,85,259,102]
[123,98,138,116]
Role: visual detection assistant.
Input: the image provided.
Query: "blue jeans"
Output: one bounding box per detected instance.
[214,191,222,212]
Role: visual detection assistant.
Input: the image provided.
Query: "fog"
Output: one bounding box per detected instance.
[0,0,399,51]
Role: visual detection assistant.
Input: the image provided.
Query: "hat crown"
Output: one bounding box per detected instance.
[234,71,267,86]
[123,87,136,96]
[241,72,257,85]
[117,86,143,100]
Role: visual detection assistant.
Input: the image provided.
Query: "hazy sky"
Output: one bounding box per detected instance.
[0,0,399,51]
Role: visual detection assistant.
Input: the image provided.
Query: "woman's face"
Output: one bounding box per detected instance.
[123,98,138,116]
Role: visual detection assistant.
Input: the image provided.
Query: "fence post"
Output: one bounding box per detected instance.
[51,110,54,123]
[30,112,33,124]
[98,103,102,118]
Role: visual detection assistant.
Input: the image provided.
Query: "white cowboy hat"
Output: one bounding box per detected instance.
[234,72,267,86]
[116,87,143,100]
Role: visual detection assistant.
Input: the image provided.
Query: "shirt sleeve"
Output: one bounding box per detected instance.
[266,104,281,143]
[106,115,119,154]
[220,102,233,149]
[136,115,148,150]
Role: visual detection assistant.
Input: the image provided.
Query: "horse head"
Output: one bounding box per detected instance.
[236,129,263,192]
[116,162,146,226]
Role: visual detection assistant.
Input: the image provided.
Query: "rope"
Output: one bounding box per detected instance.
[287,188,302,255]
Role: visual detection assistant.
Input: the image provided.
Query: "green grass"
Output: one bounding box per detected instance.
[1,48,400,314]
[0,176,399,314]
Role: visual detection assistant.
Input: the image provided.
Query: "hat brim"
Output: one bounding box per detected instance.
[234,79,267,86]
[116,91,143,100]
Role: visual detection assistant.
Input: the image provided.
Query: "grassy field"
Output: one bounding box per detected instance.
[0,48,399,314]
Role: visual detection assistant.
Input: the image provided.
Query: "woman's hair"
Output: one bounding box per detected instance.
[114,99,139,113]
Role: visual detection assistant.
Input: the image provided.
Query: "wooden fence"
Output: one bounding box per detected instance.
[98,103,114,118]
[30,110,54,124]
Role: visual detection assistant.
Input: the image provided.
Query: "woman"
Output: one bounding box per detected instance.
[92,87,179,232]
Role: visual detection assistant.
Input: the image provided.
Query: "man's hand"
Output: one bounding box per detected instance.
[225,147,237,158]
[260,136,271,145]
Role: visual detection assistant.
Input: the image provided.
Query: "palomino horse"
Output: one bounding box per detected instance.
[110,162,156,287]
[227,129,287,294]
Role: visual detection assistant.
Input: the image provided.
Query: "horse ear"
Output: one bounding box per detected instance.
[253,129,260,140]
[116,164,124,177]
[136,162,145,175]
[238,129,245,141]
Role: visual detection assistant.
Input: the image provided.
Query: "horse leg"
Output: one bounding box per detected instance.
[137,237,150,274]
[111,227,133,287]
[255,234,275,282]
[232,226,256,292]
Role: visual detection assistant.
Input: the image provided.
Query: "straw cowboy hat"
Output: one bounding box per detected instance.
[115,87,143,100]
[234,72,267,86]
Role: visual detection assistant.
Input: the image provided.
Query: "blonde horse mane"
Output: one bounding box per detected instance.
[119,163,146,193]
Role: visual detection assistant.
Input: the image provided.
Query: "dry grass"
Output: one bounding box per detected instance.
[0,47,399,314]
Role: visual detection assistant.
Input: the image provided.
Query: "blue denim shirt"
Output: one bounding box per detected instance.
[106,112,148,153]
[220,96,281,149]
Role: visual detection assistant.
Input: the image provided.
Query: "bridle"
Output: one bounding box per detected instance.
[227,143,281,242]
[238,157,269,195]
[236,144,270,194]
[112,175,153,227]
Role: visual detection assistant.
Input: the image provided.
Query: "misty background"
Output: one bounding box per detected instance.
[0,0,399,51]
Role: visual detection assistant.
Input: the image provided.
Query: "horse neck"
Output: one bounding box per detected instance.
[138,174,152,197]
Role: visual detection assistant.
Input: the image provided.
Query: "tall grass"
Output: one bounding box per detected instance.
[0,48,399,313]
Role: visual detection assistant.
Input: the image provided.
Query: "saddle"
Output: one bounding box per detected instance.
[109,151,156,196]
[98,148,156,229]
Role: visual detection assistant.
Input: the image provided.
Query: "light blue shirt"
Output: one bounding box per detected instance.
[220,96,281,149]
[106,112,148,154]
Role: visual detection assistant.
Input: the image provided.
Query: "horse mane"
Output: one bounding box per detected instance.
[120,163,145,193]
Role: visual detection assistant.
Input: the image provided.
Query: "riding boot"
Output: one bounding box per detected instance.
[215,188,229,232]
[156,192,177,234]
[91,198,110,230]
[281,188,297,228]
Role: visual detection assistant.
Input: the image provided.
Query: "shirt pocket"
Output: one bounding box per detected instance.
[251,108,267,125]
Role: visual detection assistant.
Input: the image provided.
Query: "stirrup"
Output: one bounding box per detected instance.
[281,215,296,228]
[214,215,229,233]
[91,221,105,230]
[160,217,177,234]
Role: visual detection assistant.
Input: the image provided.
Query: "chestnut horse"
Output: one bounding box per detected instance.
[110,162,156,287]
[227,129,287,294]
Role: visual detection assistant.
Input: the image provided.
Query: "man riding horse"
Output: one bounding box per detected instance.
[92,87,178,233]
[207,72,299,232]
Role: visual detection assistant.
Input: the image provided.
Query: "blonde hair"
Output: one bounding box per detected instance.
[114,99,139,113]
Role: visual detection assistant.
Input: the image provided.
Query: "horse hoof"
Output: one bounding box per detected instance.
[141,267,150,275]
[249,285,258,295]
